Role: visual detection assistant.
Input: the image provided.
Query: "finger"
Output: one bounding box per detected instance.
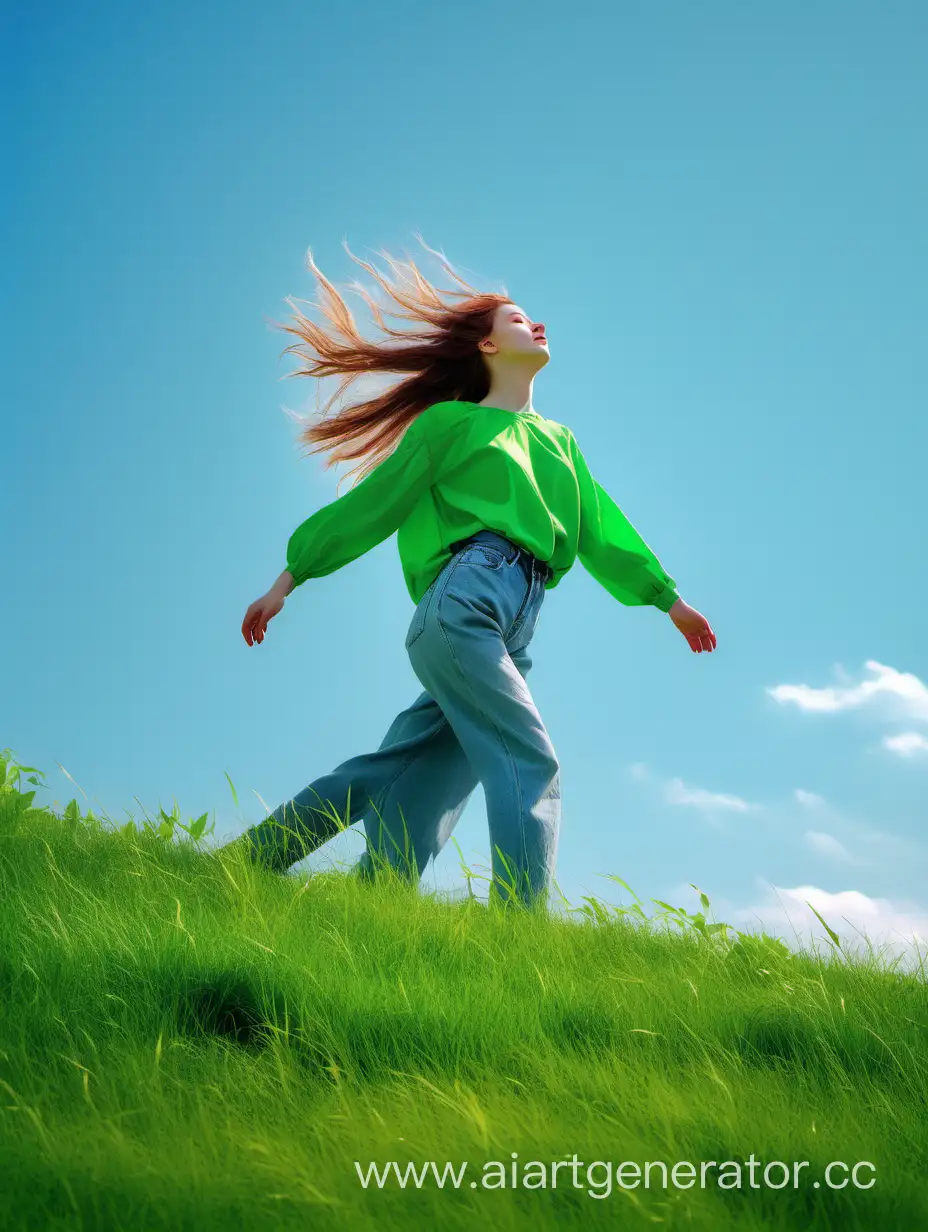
[243,606,257,644]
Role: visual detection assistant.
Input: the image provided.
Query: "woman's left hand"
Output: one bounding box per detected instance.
[668,598,717,654]
[242,590,285,646]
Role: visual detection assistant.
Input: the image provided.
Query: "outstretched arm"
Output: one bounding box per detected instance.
[285,415,433,587]
[568,428,680,611]
[568,429,716,653]
[241,414,433,646]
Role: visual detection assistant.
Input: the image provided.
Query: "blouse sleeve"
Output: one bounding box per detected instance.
[568,428,679,613]
[285,413,433,587]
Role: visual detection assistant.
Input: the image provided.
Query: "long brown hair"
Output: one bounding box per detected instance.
[271,233,514,492]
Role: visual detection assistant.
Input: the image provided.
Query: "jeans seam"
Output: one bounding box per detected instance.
[368,719,451,850]
[408,551,469,649]
[507,568,537,642]
[372,719,446,808]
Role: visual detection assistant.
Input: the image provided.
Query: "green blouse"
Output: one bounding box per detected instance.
[285,400,679,614]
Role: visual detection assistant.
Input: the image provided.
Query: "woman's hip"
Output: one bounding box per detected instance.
[405,531,547,654]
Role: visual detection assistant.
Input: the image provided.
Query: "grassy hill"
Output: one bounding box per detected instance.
[1,749,926,1230]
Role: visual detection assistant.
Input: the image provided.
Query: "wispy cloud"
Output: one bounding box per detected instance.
[662,778,757,814]
[794,788,827,809]
[629,763,760,823]
[767,660,928,723]
[883,732,928,758]
[790,787,925,871]
[803,830,859,863]
[794,790,868,864]
[629,770,923,869]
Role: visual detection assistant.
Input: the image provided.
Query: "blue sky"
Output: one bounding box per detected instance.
[4,1,926,964]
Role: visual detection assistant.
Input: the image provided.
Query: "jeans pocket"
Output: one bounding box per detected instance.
[405,579,437,649]
[459,544,508,570]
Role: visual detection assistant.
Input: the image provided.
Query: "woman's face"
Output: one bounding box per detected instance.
[479,303,549,364]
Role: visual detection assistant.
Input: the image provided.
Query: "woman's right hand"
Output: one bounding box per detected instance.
[242,590,285,646]
[668,598,717,653]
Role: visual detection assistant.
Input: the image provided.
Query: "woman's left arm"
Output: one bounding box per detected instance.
[567,428,680,613]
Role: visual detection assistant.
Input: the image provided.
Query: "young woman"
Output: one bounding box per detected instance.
[225,236,717,908]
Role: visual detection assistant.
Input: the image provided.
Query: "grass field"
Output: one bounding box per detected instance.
[1,748,926,1230]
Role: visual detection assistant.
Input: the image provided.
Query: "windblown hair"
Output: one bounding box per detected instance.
[272,232,514,492]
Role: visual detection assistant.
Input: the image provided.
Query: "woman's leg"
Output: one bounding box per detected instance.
[404,542,559,908]
[228,689,477,875]
[354,641,539,885]
[353,689,480,882]
[225,536,554,897]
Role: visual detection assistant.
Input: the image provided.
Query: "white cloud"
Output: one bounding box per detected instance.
[883,732,928,758]
[662,777,759,816]
[767,661,928,723]
[744,883,928,967]
[628,763,759,822]
[675,880,928,971]
[803,830,857,863]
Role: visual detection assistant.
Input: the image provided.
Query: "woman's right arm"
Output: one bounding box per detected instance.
[242,412,436,646]
[267,568,295,598]
[284,413,433,588]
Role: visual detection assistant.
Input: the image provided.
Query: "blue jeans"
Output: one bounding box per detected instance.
[235,530,560,907]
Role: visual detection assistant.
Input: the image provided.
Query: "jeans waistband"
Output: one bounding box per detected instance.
[451,530,554,583]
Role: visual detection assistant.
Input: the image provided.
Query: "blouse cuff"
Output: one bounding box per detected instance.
[653,585,679,614]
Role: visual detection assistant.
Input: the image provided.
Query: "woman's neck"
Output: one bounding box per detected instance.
[476,395,536,415]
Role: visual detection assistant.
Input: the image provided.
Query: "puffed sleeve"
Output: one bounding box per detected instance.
[568,428,679,612]
[286,413,433,587]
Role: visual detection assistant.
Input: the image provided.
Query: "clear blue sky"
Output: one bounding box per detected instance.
[4,1,926,963]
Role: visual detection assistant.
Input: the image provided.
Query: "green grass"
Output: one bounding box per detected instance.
[1,748,927,1231]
